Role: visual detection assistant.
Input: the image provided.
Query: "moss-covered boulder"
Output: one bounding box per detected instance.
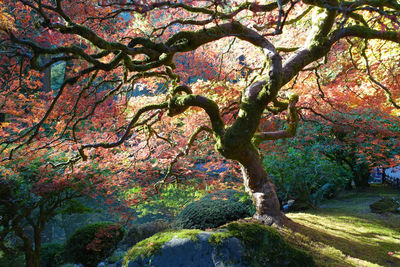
[123,222,315,267]
[175,189,254,230]
[369,197,400,213]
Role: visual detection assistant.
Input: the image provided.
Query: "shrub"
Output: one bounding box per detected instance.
[63,222,125,267]
[121,183,208,223]
[175,189,254,230]
[40,243,64,267]
[263,147,350,210]
[119,220,170,250]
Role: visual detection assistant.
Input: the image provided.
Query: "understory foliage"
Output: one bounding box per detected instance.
[119,220,170,251]
[263,144,351,208]
[62,222,125,267]
[121,182,208,221]
[175,189,254,230]
[0,155,91,267]
[298,111,400,188]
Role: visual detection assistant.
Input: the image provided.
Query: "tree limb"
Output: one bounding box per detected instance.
[253,93,299,145]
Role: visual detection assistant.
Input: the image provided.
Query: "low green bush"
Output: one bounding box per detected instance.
[63,222,125,267]
[119,220,170,250]
[264,147,350,210]
[175,189,254,230]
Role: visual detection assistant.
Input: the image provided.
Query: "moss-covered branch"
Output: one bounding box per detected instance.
[167,94,224,137]
[331,26,400,44]
[252,93,299,145]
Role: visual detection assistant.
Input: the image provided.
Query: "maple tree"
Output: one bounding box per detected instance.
[261,108,400,209]
[287,34,400,188]
[306,111,400,188]
[0,154,86,267]
[0,0,400,233]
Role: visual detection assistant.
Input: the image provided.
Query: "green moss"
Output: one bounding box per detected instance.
[231,21,245,33]
[205,26,224,36]
[123,222,314,266]
[123,229,202,264]
[208,230,233,246]
[224,222,315,267]
[306,4,336,52]
[288,93,299,102]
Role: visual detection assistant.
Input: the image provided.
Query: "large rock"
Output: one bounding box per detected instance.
[370,197,400,213]
[122,222,315,267]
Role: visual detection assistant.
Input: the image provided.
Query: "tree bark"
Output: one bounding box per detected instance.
[33,226,42,267]
[238,146,284,224]
[25,250,41,267]
[24,242,41,267]
[353,166,370,189]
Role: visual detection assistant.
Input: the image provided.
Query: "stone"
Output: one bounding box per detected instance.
[123,222,315,267]
[126,232,244,267]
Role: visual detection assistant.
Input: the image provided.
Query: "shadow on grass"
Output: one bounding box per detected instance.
[281,213,400,267]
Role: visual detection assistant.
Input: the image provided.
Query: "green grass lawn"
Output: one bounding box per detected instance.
[278,184,400,267]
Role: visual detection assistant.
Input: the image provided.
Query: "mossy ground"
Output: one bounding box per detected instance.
[278,184,400,267]
[223,222,315,267]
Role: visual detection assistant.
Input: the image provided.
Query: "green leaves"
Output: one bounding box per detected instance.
[59,199,94,215]
[263,145,350,206]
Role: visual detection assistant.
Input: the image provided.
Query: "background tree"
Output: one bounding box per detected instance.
[1,0,400,226]
[0,155,86,267]
[0,149,127,267]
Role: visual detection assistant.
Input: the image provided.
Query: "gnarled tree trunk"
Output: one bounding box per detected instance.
[239,146,283,224]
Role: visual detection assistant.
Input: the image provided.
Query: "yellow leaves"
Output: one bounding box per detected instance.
[0,6,15,32]
[0,121,10,128]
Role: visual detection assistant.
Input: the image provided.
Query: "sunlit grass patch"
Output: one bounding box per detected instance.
[278,185,400,266]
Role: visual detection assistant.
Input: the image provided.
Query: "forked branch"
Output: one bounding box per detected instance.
[253,94,299,145]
